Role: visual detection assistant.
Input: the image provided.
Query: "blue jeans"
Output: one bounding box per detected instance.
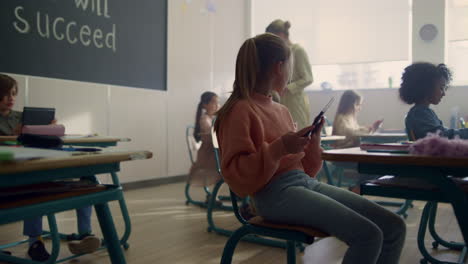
[253,170,406,264]
[23,206,92,237]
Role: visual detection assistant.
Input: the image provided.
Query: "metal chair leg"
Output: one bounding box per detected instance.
[220,226,251,264]
[95,203,126,264]
[417,202,463,264]
[428,202,465,250]
[286,241,297,264]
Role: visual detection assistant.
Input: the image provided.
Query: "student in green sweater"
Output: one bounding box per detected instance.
[0,73,100,261]
[0,74,22,136]
[266,19,313,130]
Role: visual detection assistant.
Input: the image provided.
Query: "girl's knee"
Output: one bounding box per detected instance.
[390,214,407,238]
[347,221,383,247]
[366,223,384,245]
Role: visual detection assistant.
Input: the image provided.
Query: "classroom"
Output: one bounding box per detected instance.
[0,0,467,263]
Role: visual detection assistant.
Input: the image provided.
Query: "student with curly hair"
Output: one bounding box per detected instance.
[400,62,468,140]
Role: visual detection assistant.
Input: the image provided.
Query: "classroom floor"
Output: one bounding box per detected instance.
[0,182,465,264]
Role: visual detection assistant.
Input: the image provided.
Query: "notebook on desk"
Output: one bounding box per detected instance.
[0,146,71,161]
[360,143,411,154]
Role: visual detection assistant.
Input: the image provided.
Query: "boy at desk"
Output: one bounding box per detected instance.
[0,74,100,261]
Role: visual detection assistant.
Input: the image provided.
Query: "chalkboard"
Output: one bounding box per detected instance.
[0,0,167,91]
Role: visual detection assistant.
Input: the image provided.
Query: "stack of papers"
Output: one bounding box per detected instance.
[360,143,410,153]
[0,146,71,161]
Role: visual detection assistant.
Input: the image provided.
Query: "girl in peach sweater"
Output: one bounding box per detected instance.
[214,33,405,264]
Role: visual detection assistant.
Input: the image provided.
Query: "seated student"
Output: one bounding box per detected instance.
[332,90,383,148]
[215,33,405,264]
[188,91,222,188]
[0,75,22,136]
[0,74,100,261]
[400,62,468,140]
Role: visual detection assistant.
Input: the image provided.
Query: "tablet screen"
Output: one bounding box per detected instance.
[22,107,55,126]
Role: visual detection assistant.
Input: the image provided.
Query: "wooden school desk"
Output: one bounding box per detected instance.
[318,135,345,185]
[320,135,345,147]
[0,135,135,250]
[0,150,152,264]
[322,148,468,258]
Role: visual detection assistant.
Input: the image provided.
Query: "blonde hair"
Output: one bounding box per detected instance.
[214,33,291,132]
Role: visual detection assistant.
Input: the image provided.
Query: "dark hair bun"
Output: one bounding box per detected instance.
[284,21,291,30]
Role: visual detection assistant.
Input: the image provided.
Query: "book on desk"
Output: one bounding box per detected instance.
[360,143,411,154]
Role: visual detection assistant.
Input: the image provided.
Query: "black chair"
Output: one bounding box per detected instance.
[362,176,468,264]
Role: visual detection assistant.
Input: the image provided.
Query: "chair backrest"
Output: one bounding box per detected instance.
[322,116,333,136]
[185,125,201,165]
[211,119,222,176]
[408,129,416,141]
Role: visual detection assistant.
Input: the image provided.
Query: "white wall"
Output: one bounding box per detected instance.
[412,0,447,63]
[4,0,247,183]
[308,86,468,131]
[166,0,246,177]
[307,89,411,130]
[308,0,468,131]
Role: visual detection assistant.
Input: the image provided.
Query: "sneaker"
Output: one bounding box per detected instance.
[28,240,50,262]
[67,235,101,255]
[204,196,223,208]
[239,203,255,221]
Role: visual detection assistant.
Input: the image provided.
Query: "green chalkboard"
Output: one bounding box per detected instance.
[0,0,167,91]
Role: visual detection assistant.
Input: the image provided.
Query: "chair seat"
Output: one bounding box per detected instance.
[248,216,329,238]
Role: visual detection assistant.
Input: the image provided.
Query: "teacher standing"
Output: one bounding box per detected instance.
[266,19,313,130]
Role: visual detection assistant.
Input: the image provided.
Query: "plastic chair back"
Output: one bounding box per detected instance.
[185,125,201,164]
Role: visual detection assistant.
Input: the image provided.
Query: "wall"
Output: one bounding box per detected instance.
[308,86,468,131]
[309,0,468,131]
[3,0,247,183]
[412,0,447,64]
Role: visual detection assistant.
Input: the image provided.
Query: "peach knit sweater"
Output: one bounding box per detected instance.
[217,93,323,198]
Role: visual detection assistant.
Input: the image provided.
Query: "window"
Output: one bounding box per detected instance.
[252,0,412,90]
[310,61,409,90]
[447,0,468,86]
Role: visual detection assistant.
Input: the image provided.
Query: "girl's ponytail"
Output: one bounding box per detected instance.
[193,101,204,142]
[215,33,291,132]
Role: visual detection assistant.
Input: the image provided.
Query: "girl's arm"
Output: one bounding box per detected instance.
[198,114,213,144]
[408,107,468,139]
[287,46,313,95]
[336,115,370,136]
[302,132,323,177]
[426,123,468,139]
